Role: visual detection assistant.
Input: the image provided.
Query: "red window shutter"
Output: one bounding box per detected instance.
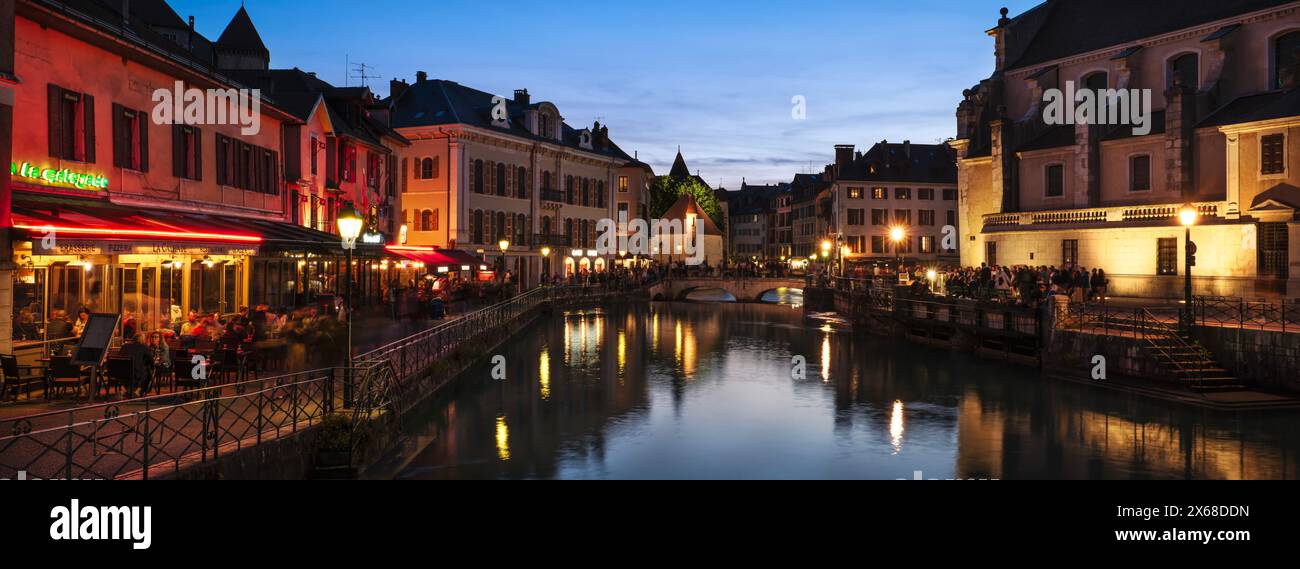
[49,84,64,158]
[172,124,185,178]
[138,108,149,172]
[112,103,126,168]
[82,94,96,164]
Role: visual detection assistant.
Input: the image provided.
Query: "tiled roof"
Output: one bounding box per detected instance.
[1200,89,1300,127]
[837,142,956,184]
[1006,0,1293,71]
[388,78,631,161]
[215,6,269,57]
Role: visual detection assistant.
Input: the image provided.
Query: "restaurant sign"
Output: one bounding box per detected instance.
[10,162,109,191]
[34,239,257,257]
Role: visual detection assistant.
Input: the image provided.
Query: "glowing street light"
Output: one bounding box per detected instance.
[890,226,907,274]
[1180,204,1199,330]
[337,204,364,405]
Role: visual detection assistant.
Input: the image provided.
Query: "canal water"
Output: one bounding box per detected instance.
[393,301,1300,480]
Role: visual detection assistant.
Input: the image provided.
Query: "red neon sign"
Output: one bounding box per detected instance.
[14,224,263,243]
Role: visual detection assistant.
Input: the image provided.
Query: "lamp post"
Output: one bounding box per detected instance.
[498,239,511,291]
[541,247,552,286]
[890,226,906,279]
[337,205,364,408]
[1180,205,1198,331]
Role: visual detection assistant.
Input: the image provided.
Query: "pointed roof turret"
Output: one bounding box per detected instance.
[669,149,692,179]
[215,6,270,70]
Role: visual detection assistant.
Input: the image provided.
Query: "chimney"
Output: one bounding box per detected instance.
[187,16,195,49]
[903,140,912,159]
[121,0,130,25]
[514,89,531,106]
[834,144,855,173]
[415,71,428,83]
[390,78,409,100]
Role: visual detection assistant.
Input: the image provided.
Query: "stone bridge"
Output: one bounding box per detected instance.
[647,277,807,302]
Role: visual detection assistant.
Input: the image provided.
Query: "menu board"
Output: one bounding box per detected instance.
[73,313,122,367]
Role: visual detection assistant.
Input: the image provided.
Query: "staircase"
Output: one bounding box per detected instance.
[1082,308,1244,393]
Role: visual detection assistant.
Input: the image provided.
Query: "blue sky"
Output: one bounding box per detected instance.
[172,0,1042,186]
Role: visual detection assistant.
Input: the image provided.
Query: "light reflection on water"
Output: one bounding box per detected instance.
[395,302,1300,480]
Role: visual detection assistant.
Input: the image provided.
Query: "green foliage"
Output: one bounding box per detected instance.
[650,177,725,232]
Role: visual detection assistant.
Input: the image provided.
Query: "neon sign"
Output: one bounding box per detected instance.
[10,162,109,190]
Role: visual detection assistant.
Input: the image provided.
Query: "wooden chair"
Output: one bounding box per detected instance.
[46,355,88,400]
[1,355,44,402]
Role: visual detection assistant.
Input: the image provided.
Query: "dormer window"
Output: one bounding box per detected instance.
[538,114,551,139]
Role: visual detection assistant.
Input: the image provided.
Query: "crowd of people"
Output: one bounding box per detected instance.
[939,264,1110,307]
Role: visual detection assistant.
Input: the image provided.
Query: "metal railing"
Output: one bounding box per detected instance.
[0,368,345,480]
[1193,296,1300,333]
[1055,303,1213,384]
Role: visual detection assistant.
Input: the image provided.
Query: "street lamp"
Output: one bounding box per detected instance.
[337,204,364,407]
[1180,204,1198,330]
[540,247,552,285]
[890,226,907,277]
[498,239,511,286]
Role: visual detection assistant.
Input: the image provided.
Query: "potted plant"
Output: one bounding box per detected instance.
[315,414,354,471]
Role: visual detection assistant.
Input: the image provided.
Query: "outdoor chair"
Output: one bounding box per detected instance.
[104,356,135,399]
[46,355,88,400]
[1,354,44,402]
[173,355,205,394]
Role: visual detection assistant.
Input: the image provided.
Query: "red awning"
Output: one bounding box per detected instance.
[386,246,484,269]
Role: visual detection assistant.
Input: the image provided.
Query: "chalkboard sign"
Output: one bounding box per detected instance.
[73,313,122,367]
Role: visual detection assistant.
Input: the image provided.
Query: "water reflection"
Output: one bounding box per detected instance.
[395,302,1300,480]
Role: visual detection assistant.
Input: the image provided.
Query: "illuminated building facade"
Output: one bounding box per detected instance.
[955,1,1300,299]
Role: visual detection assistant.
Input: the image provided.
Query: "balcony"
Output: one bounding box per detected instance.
[982,201,1225,232]
[534,234,572,248]
[541,189,566,203]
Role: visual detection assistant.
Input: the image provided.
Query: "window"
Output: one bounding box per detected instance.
[473,160,485,193]
[597,182,606,208]
[582,179,590,207]
[420,157,436,179]
[986,241,997,266]
[1262,134,1285,175]
[1045,164,1064,198]
[496,163,507,196]
[1275,31,1300,89]
[518,167,529,199]
[366,152,381,189]
[473,210,484,243]
[618,202,630,218]
[215,135,277,193]
[173,124,201,181]
[1062,239,1079,266]
[112,104,148,172]
[943,189,958,201]
[895,188,912,200]
[848,187,864,199]
[872,209,889,226]
[919,210,936,226]
[872,187,887,200]
[1130,155,1151,191]
[420,210,434,232]
[920,236,935,254]
[946,210,957,226]
[1259,222,1290,278]
[310,136,319,175]
[918,188,934,200]
[565,176,575,204]
[847,209,866,226]
[894,210,912,226]
[48,85,95,163]
[1083,71,1108,92]
[872,236,885,254]
[619,176,629,193]
[1168,53,1199,90]
[1157,238,1178,276]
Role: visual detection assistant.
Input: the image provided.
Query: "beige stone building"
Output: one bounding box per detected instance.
[954,1,1300,300]
[388,78,637,285]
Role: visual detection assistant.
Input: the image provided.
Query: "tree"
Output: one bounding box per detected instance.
[650,177,725,232]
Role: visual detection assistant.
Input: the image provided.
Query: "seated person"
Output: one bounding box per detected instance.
[116,333,153,398]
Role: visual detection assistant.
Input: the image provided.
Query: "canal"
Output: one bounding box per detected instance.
[391,301,1300,480]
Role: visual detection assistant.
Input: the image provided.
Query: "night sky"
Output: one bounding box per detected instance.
[170,0,1043,186]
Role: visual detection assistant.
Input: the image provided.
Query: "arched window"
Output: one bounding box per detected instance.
[542,216,552,237]
[473,160,485,194]
[1082,71,1108,92]
[473,210,484,243]
[1276,31,1300,89]
[597,182,606,208]
[565,176,574,204]
[420,157,436,179]
[517,167,528,199]
[542,171,552,191]
[582,179,590,207]
[495,211,507,241]
[1168,53,1199,90]
[420,210,433,232]
[565,218,574,245]
[496,163,507,196]
[516,213,527,245]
